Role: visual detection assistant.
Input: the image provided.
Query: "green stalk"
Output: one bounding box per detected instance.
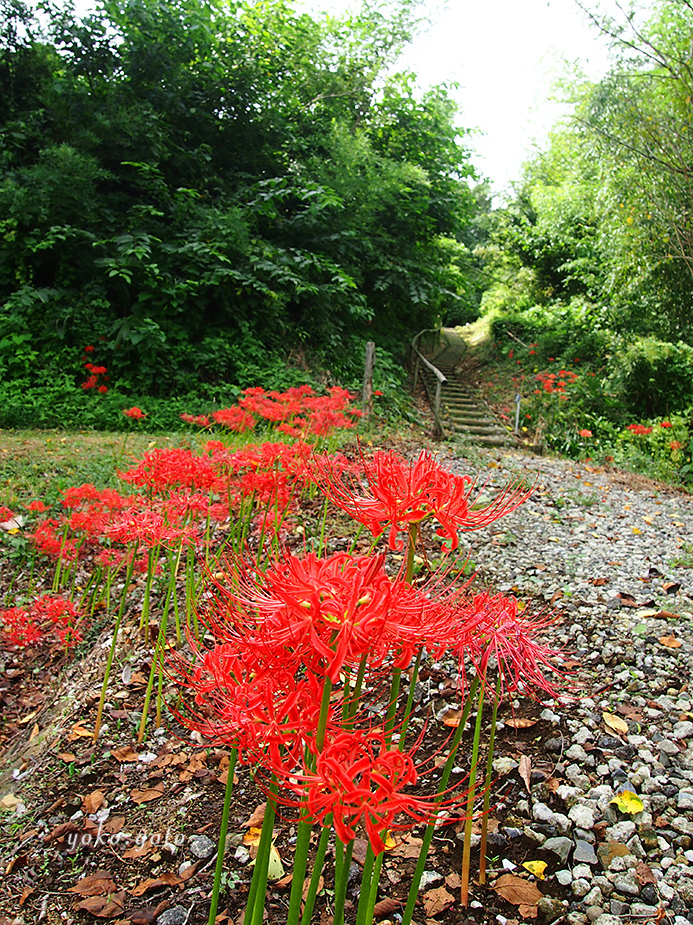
[460,675,486,906]
[92,551,138,742]
[287,815,313,925]
[355,842,375,925]
[384,667,402,745]
[401,674,481,925]
[299,817,331,925]
[363,852,384,925]
[398,647,423,750]
[333,838,354,925]
[479,675,502,885]
[246,778,279,925]
[208,749,237,925]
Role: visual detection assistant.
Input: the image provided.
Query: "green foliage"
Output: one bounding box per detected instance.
[610,338,693,418]
[0,0,482,395]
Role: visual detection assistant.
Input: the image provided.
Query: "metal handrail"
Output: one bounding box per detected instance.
[411,335,447,438]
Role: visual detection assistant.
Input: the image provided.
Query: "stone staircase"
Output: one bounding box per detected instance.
[418,329,518,447]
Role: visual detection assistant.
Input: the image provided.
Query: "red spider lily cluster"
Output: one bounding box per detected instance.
[626,423,653,436]
[169,446,558,871]
[80,346,109,393]
[2,384,562,918]
[180,385,361,439]
[122,406,146,420]
[0,594,84,649]
[534,368,579,397]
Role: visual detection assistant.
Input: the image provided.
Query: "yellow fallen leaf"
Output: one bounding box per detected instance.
[243,826,263,847]
[267,844,285,881]
[632,527,642,535]
[611,790,644,815]
[603,712,629,736]
[522,861,547,880]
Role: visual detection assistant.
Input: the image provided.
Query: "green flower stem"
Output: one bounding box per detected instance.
[404,522,418,583]
[333,838,354,925]
[300,818,331,925]
[401,674,481,925]
[355,842,376,925]
[246,778,279,925]
[363,851,384,925]
[479,675,502,885]
[139,547,158,635]
[384,667,402,744]
[92,552,138,742]
[398,647,423,750]
[315,676,333,752]
[346,653,368,724]
[287,815,313,925]
[208,749,237,925]
[460,675,486,906]
[137,607,168,743]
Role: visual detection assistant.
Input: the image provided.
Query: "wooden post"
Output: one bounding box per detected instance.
[362,341,375,420]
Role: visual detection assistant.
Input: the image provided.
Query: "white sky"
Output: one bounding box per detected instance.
[301,0,620,195]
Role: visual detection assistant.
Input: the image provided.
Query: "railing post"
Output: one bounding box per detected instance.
[413,355,420,391]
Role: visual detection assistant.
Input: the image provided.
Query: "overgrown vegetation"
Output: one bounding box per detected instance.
[471,0,693,484]
[0,0,483,406]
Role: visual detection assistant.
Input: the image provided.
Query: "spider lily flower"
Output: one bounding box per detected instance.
[309,449,531,551]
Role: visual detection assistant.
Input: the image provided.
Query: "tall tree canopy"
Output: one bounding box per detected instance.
[0,0,478,393]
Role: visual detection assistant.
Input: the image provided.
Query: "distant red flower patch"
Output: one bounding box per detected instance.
[626,424,653,436]
[123,407,146,420]
[578,429,593,438]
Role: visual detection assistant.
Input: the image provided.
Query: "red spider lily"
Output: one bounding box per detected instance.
[26,500,49,513]
[462,593,560,698]
[310,450,531,551]
[120,448,221,494]
[30,518,78,561]
[578,429,593,438]
[292,730,436,854]
[0,608,43,648]
[671,440,684,451]
[105,509,198,550]
[0,505,15,522]
[660,421,673,429]
[180,413,212,429]
[627,424,653,436]
[212,406,257,432]
[172,647,326,768]
[122,406,146,420]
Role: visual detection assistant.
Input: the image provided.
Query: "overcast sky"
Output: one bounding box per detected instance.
[301,0,620,195]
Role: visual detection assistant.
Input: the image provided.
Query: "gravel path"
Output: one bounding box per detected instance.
[443,446,693,924]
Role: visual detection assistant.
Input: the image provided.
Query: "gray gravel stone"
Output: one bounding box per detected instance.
[157,908,189,925]
[574,840,599,865]
[189,834,215,859]
[543,836,573,862]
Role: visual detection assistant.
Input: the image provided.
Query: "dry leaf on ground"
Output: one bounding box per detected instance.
[493,873,543,907]
[422,886,455,917]
[659,635,682,648]
[130,786,164,804]
[131,871,182,897]
[518,755,532,793]
[82,790,105,814]
[76,892,127,918]
[244,802,266,827]
[69,871,118,896]
[603,712,628,736]
[505,717,537,729]
[372,897,401,919]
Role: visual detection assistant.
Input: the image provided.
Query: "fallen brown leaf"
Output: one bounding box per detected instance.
[244,802,266,828]
[505,717,537,729]
[70,871,118,897]
[518,755,532,793]
[423,886,455,917]
[493,873,543,907]
[112,745,139,762]
[372,897,401,919]
[82,790,106,814]
[659,635,682,648]
[76,892,127,918]
[388,836,424,859]
[131,871,182,897]
[130,786,165,804]
[518,903,539,919]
